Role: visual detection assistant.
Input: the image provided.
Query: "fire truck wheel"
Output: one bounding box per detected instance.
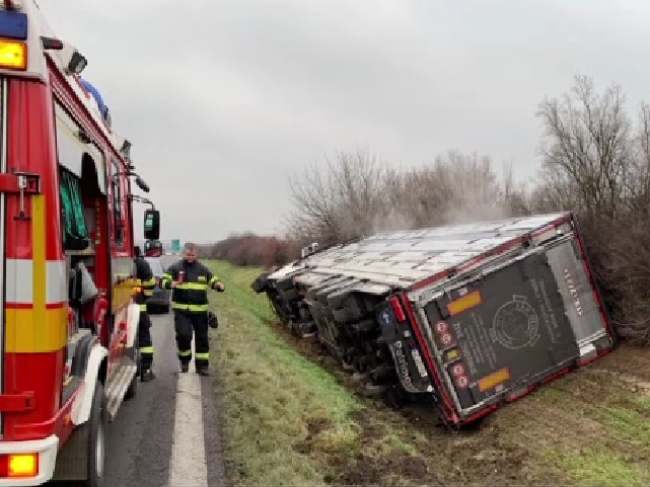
[83,381,107,487]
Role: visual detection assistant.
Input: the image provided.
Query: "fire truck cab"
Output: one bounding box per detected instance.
[0,1,159,485]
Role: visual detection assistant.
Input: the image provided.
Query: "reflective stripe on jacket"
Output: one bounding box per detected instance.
[134,257,155,311]
[161,260,221,313]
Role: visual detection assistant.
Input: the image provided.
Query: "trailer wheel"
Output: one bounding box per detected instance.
[332,303,366,324]
[365,382,389,396]
[280,287,299,302]
[352,319,376,333]
[80,381,107,487]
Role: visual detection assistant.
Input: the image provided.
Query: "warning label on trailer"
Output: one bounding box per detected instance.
[425,252,579,405]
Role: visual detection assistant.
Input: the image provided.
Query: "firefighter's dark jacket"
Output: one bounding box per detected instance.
[161,260,221,313]
[134,257,156,310]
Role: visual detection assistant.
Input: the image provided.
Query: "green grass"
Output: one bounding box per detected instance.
[521,374,650,485]
[208,261,361,485]
[552,449,648,487]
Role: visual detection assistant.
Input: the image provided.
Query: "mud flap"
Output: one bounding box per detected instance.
[52,420,89,481]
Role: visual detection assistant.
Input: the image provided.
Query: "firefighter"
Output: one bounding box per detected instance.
[162,242,225,375]
[134,246,157,382]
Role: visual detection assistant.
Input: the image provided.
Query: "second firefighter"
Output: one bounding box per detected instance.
[134,246,157,382]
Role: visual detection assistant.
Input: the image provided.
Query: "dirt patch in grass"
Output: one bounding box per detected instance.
[210,261,650,486]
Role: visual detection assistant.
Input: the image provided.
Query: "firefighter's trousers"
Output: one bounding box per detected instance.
[174,311,209,369]
[138,310,154,371]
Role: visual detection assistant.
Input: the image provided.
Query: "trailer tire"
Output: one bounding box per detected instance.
[280,287,299,302]
[275,278,295,292]
[76,381,107,487]
[332,303,366,324]
[352,319,376,334]
[365,382,389,396]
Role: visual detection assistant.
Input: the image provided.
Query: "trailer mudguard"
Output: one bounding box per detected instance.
[71,343,108,426]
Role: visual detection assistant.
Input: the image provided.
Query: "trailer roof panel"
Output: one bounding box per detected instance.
[268,212,571,287]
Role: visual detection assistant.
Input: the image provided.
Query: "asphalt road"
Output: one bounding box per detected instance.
[100,254,226,487]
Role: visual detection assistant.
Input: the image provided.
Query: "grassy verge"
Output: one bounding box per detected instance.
[208,262,360,486]
[208,260,650,486]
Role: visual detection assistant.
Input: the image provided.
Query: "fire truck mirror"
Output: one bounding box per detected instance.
[135,176,150,193]
[144,209,160,240]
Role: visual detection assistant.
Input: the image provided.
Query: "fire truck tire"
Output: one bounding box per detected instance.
[77,381,107,487]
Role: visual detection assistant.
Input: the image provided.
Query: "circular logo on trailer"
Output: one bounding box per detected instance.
[441,333,454,346]
[435,321,448,334]
[379,310,393,326]
[492,296,540,350]
[456,375,470,388]
[451,363,466,377]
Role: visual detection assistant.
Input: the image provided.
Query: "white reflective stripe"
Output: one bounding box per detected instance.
[5,259,32,304]
[5,259,68,305]
[46,261,67,303]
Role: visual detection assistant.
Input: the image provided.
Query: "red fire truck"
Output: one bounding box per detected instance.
[0,1,160,485]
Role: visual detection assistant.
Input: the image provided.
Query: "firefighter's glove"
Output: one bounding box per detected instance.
[208,311,219,329]
[215,282,226,292]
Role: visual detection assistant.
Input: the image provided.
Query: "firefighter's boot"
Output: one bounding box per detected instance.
[180,363,190,373]
[141,369,156,382]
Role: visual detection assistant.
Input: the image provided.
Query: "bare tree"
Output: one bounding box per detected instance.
[537,75,632,218]
[501,162,532,217]
[286,150,385,245]
[537,75,650,344]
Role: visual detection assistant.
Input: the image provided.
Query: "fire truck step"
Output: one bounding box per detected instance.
[105,357,138,421]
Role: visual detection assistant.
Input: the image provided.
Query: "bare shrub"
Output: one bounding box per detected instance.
[207,233,300,268]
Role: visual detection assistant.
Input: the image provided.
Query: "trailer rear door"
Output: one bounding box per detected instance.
[422,251,580,412]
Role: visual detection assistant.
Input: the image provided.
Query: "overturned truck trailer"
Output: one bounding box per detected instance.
[253,212,614,426]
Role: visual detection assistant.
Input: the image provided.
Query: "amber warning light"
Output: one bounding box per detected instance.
[0,453,38,478]
[447,290,482,316]
[0,39,26,70]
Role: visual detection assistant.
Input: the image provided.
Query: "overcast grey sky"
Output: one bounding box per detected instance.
[38,0,650,243]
